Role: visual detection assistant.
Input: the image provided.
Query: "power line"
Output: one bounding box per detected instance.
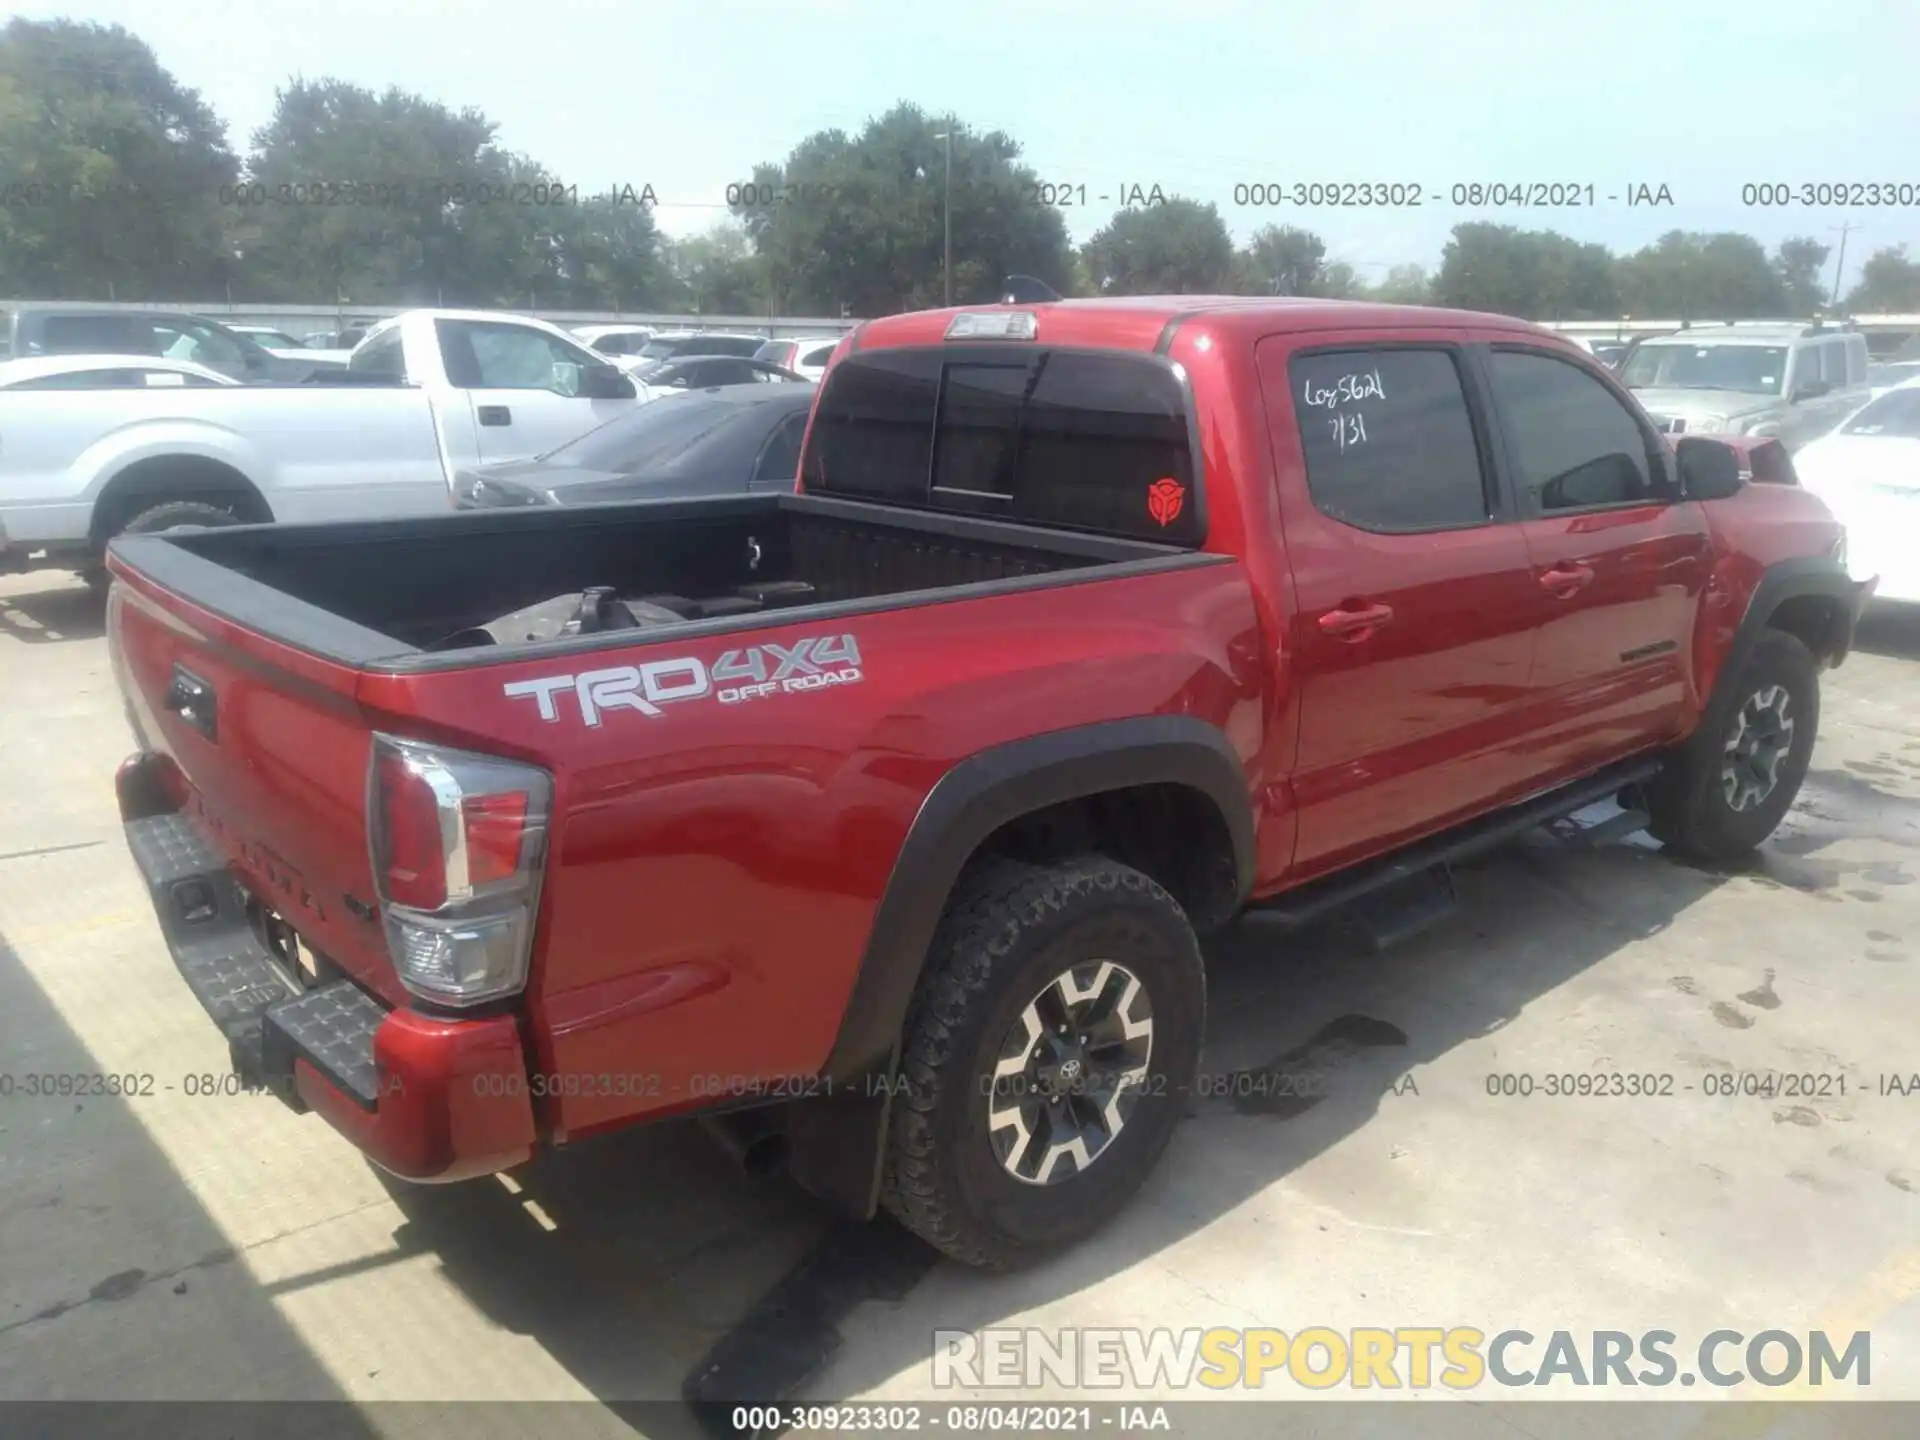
[1829,221,1856,307]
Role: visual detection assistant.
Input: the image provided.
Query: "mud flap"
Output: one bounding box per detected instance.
[785,1068,895,1220]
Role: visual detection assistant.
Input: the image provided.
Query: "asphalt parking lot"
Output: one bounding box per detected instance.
[2,571,1918,1432]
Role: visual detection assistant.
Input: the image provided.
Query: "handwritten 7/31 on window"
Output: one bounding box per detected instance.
[1301,367,1385,452]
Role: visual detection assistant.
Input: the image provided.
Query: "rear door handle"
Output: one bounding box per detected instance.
[1318,603,1394,639]
[1539,563,1595,594]
[477,405,512,427]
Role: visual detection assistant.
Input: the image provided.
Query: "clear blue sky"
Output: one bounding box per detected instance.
[22,0,1920,292]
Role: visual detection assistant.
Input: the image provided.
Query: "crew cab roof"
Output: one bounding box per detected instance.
[848,296,1557,355]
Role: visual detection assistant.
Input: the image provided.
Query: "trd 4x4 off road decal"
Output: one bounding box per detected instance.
[502,633,864,727]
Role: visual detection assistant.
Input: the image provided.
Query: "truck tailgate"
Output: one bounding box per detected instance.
[107,567,400,1004]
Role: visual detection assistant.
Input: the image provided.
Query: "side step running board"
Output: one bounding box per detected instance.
[1358,865,1460,951]
[1550,781,1654,849]
[1246,755,1662,936]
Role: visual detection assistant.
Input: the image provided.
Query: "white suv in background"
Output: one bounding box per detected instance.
[1618,323,1871,451]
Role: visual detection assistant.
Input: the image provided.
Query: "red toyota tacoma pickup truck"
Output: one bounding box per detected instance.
[106,298,1869,1269]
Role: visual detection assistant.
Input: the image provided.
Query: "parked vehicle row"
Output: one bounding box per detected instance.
[0,309,644,580]
[1619,323,1871,451]
[105,295,1867,1273]
[453,383,815,508]
[4,304,346,383]
[573,324,656,359]
[636,330,767,363]
[229,325,309,352]
[633,355,807,393]
[5,300,1908,622]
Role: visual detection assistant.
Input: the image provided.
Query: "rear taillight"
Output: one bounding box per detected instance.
[368,734,552,1007]
[375,747,450,909]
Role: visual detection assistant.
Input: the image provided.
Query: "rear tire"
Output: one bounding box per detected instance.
[882,856,1204,1269]
[121,499,247,537]
[1648,629,1819,861]
[85,499,247,592]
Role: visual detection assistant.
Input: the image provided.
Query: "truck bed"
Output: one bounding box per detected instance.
[108,492,1198,669]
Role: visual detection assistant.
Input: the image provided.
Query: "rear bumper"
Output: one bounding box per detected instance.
[116,751,537,1182]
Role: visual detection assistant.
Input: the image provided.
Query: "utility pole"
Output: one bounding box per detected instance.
[933,123,953,307]
[1829,222,1856,309]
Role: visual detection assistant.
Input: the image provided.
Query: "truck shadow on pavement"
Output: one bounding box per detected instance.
[0,932,382,1438]
[0,578,106,644]
[372,1106,856,1417]
[372,780,1912,1423]
[805,808,1911,1405]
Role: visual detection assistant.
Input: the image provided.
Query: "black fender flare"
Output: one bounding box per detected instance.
[821,714,1254,1084]
[1697,554,1861,745]
[786,716,1253,1220]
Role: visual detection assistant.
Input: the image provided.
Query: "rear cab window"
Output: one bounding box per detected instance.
[348,327,409,380]
[801,346,1203,545]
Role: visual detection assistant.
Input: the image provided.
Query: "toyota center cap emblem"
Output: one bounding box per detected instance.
[1059,1058,1082,1082]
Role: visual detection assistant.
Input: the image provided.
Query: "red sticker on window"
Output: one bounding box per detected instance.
[1146,477,1186,527]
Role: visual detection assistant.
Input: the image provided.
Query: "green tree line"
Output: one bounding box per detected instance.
[4,19,1919,318]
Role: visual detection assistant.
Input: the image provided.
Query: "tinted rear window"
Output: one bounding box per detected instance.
[1287,348,1491,531]
[801,347,1201,544]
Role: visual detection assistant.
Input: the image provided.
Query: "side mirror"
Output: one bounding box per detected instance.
[577,363,636,400]
[1791,379,1829,403]
[1675,436,1742,501]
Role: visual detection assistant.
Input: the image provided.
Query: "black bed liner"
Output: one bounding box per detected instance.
[109,492,1226,674]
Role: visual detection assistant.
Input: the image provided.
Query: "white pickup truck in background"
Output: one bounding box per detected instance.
[0,309,643,581]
